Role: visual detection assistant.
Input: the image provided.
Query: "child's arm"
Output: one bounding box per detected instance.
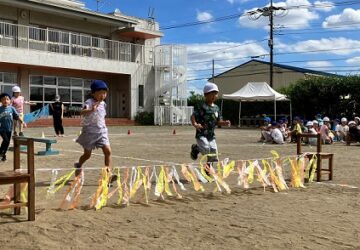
[12,107,23,124]
[217,119,231,127]
[25,101,36,106]
[191,114,203,130]
[80,101,99,115]
[61,103,64,119]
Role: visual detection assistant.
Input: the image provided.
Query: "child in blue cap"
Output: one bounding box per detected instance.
[74,80,112,176]
[0,93,24,161]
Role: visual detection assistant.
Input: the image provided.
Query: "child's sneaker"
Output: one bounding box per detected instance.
[108,174,118,188]
[1,155,6,161]
[74,162,82,177]
[190,144,199,160]
[207,155,218,163]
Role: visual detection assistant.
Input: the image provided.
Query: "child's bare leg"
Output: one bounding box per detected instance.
[13,120,17,135]
[102,145,116,183]
[78,149,92,167]
[75,149,92,176]
[102,145,112,168]
[19,121,23,133]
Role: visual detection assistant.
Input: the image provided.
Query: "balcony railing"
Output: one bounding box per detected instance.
[0,21,153,64]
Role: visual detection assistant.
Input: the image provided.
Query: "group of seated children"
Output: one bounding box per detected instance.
[259,114,360,145]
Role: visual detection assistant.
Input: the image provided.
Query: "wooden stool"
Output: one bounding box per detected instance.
[297,134,334,182]
[0,137,35,221]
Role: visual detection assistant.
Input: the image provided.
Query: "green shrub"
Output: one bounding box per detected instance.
[135,111,154,125]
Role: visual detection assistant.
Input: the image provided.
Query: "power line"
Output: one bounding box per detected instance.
[187,39,267,56]
[159,0,359,31]
[187,68,360,82]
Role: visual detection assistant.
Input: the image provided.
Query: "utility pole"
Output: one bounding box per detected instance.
[269,0,274,88]
[247,1,287,88]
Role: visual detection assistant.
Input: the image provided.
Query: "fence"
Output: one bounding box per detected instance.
[0,21,151,64]
[154,106,193,125]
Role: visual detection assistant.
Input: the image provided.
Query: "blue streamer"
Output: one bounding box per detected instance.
[24,104,50,124]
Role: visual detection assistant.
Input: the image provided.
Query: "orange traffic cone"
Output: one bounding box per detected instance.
[173,129,176,135]
[127,129,131,135]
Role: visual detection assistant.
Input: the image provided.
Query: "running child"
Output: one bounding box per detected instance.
[0,93,23,161]
[74,80,112,175]
[10,86,34,136]
[190,82,231,162]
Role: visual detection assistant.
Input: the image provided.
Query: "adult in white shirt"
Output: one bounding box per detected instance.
[271,122,284,144]
[335,117,349,142]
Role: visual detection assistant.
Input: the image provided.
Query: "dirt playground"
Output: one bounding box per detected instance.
[0,126,359,250]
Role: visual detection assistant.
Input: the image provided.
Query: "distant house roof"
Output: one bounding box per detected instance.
[211,59,339,80]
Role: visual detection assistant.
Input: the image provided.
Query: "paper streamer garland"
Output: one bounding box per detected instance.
[1,152,321,211]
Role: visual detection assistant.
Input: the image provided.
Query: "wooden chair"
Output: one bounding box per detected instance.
[0,137,35,221]
[296,133,334,182]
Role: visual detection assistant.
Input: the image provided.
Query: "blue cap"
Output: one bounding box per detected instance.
[264,117,271,122]
[0,93,11,100]
[91,80,108,92]
[271,121,278,126]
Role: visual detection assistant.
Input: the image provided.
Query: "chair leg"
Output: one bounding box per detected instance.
[329,156,333,181]
[14,183,21,215]
[28,185,35,221]
[316,158,322,182]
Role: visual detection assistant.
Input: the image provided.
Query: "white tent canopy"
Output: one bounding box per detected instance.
[222,82,291,126]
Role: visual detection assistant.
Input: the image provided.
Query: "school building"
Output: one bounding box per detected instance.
[210,59,336,96]
[0,0,189,126]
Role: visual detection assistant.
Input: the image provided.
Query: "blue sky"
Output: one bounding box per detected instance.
[82,0,360,93]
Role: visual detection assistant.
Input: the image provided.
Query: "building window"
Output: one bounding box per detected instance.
[138,84,144,107]
[0,72,17,94]
[29,75,92,112]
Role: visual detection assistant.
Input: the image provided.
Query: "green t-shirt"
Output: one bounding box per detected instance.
[193,103,221,140]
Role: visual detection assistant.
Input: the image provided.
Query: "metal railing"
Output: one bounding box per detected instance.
[0,21,153,64]
[154,106,193,125]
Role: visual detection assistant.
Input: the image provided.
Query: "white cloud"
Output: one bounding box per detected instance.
[314,1,335,12]
[277,37,360,55]
[196,10,216,32]
[239,0,319,30]
[196,11,213,22]
[305,61,333,70]
[187,41,268,64]
[227,0,252,4]
[346,57,360,65]
[186,41,268,91]
[323,8,360,29]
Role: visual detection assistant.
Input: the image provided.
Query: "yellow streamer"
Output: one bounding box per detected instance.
[130,167,143,199]
[247,161,255,184]
[290,157,305,188]
[181,165,204,192]
[163,167,173,197]
[94,168,110,210]
[116,167,123,205]
[48,170,75,195]
[223,160,235,179]
[199,155,214,182]
[155,166,165,196]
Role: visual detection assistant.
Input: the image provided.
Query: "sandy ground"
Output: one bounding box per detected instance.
[0,126,359,250]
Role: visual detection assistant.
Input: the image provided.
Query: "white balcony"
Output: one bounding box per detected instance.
[0,21,154,72]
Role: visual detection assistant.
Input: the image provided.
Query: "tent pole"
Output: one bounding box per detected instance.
[274,97,277,121]
[238,101,241,128]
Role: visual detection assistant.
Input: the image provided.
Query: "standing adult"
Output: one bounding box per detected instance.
[50,95,64,137]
